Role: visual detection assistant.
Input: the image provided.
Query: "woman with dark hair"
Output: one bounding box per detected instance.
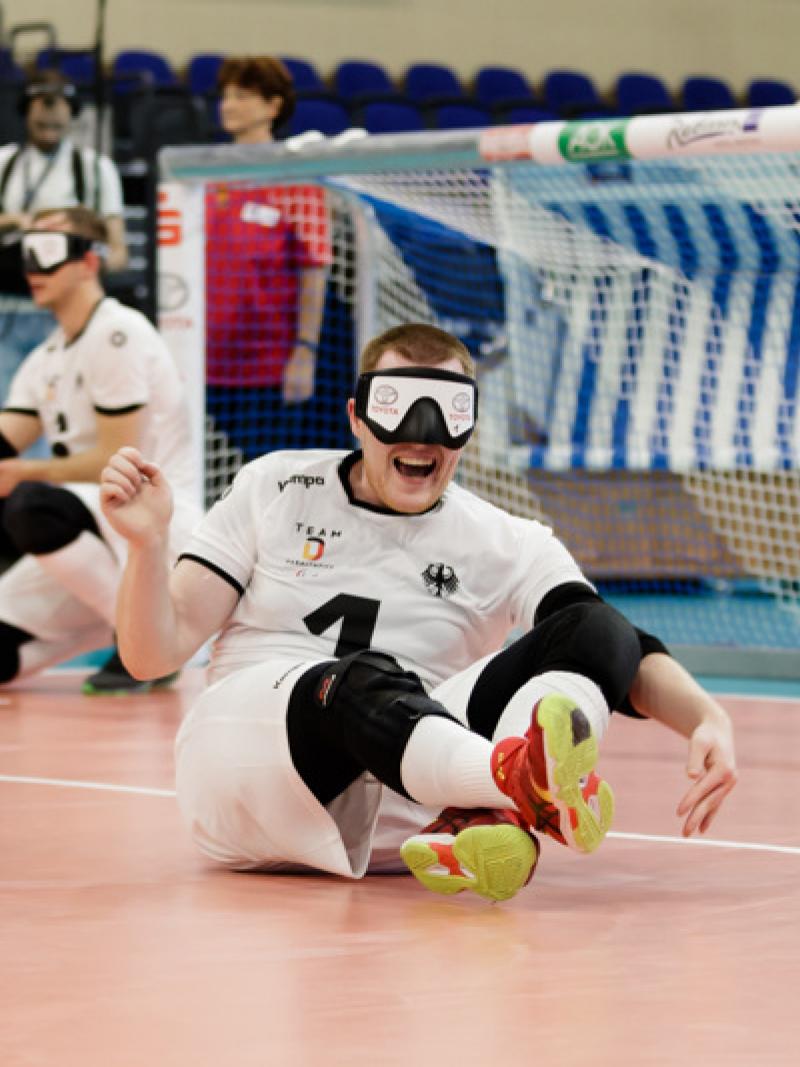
[206,56,330,469]
[217,56,296,143]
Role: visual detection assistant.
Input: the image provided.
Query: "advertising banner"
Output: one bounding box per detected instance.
[157,181,206,504]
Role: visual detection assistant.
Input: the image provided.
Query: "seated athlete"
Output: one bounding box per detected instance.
[98,322,737,902]
[0,207,200,688]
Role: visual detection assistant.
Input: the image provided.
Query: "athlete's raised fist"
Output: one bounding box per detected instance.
[100,445,174,544]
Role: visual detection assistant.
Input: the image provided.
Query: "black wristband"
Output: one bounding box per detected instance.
[295,338,318,352]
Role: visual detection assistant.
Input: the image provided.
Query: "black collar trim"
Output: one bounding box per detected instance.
[64,296,107,348]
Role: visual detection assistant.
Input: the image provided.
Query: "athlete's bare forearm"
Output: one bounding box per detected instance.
[101,447,235,678]
[116,537,186,678]
[628,653,731,738]
[118,544,238,678]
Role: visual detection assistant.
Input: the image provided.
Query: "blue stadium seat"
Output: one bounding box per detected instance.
[128,88,211,157]
[474,66,537,110]
[187,54,225,96]
[615,72,673,115]
[281,56,330,97]
[284,98,350,137]
[0,48,24,84]
[36,48,96,86]
[0,83,25,141]
[361,101,425,133]
[433,104,492,129]
[543,69,611,117]
[500,106,558,125]
[334,60,401,105]
[112,50,178,93]
[404,63,467,106]
[682,76,737,111]
[746,78,796,107]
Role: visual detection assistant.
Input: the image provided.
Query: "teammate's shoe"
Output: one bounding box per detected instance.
[82,648,180,696]
[400,806,539,902]
[491,692,614,854]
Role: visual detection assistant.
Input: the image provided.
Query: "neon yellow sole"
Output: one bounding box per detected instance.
[536,693,615,854]
[401,823,538,902]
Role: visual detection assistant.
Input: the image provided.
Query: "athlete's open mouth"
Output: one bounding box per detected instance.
[394,456,436,479]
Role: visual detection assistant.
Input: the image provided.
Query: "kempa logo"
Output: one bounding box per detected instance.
[278,474,325,492]
[421,563,460,598]
[559,120,631,163]
[272,662,304,690]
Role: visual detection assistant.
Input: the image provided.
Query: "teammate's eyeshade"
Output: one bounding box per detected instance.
[355,367,478,449]
[21,230,96,275]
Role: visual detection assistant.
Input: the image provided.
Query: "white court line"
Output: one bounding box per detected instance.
[0,774,175,798]
[1,773,800,855]
[608,830,800,856]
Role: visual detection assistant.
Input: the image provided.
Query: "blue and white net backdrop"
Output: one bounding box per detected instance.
[160,108,800,668]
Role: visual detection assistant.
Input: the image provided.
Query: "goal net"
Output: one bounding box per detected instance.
[159,110,800,670]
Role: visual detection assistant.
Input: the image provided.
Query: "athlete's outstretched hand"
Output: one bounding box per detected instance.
[627,652,738,838]
[100,446,173,545]
[676,717,737,837]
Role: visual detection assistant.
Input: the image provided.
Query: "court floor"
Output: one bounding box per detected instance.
[2,670,799,1066]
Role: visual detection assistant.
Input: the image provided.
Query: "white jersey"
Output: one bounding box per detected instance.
[0,139,124,217]
[183,449,590,688]
[4,296,196,500]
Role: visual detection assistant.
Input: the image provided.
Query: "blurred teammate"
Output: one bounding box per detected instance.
[206,56,330,464]
[0,207,199,691]
[100,323,737,901]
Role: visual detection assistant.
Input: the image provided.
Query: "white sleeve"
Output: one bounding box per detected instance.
[94,154,124,218]
[180,465,264,593]
[83,318,151,410]
[507,519,594,628]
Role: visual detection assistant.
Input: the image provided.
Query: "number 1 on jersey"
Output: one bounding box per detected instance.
[303,594,380,657]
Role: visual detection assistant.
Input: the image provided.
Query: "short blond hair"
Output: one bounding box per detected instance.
[32,206,108,244]
[359,323,475,377]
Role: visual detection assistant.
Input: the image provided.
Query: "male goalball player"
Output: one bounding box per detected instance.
[0,206,200,689]
[99,323,737,902]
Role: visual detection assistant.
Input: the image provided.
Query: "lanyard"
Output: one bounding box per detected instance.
[21,143,64,212]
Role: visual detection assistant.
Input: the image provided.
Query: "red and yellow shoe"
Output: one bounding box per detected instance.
[400,807,539,902]
[491,692,614,854]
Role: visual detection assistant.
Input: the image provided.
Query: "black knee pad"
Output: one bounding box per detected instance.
[558,602,642,708]
[524,601,641,710]
[0,620,34,683]
[312,650,460,798]
[466,601,642,738]
[3,482,100,555]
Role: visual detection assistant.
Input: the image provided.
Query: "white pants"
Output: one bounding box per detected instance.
[174,654,504,879]
[0,482,202,676]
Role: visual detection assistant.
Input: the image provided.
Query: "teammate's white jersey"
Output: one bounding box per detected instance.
[0,140,124,218]
[183,449,590,688]
[3,296,195,499]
